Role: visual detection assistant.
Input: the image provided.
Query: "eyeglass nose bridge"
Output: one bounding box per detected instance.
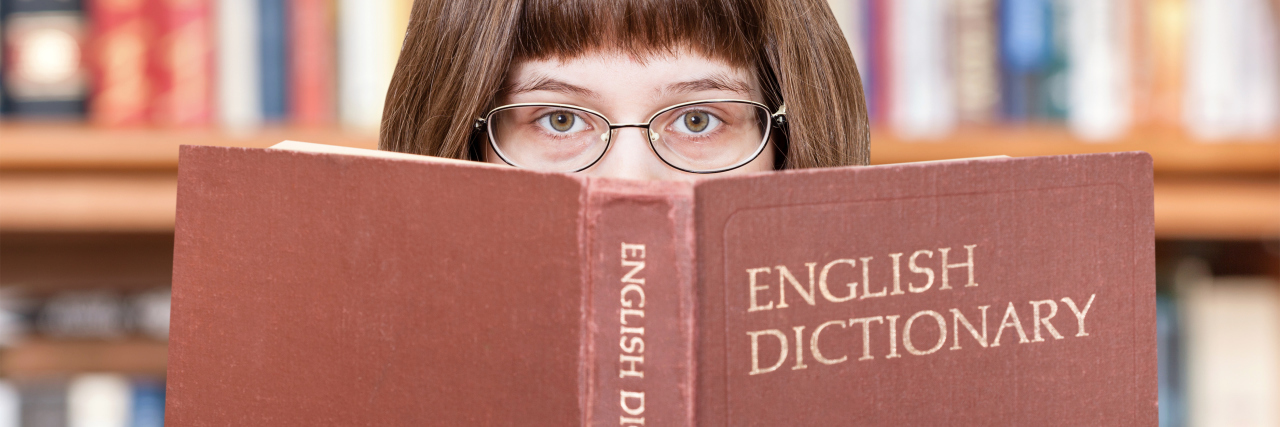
[606,123,660,142]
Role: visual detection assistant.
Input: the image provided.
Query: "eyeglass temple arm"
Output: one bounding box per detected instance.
[772,104,787,125]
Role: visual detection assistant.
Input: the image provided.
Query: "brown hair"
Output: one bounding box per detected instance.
[380,0,869,169]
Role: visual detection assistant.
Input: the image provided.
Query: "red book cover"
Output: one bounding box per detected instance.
[169,144,1156,425]
[289,0,336,126]
[146,0,212,126]
[88,0,150,126]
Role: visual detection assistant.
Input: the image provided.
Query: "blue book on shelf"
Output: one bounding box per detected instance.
[258,0,289,122]
[1156,295,1186,427]
[129,379,165,427]
[1036,0,1069,121]
[998,0,1051,122]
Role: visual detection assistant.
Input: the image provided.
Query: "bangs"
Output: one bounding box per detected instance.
[512,0,764,66]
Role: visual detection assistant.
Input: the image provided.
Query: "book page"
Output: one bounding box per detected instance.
[268,140,501,168]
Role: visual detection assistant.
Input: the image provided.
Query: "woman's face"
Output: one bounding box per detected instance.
[487,48,776,181]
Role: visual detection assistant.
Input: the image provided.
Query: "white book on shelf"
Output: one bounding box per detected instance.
[338,0,396,132]
[1183,0,1263,140]
[1237,0,1278,137]
[889,0,955,139]
[67,375,131,427]
[0,381,16,427]
[216,0,263,131]
[1183,274,1280,427]
[1066,0,1132,141]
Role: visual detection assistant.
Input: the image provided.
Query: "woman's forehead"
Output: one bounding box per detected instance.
[503,49,761,104]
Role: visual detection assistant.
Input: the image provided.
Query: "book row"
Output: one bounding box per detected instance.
[830,0,1280,140]
[0,0,410,130]
[0,288,170,345]
[0,376,164,427]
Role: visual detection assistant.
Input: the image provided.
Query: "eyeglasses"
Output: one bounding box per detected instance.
[474,99,786,174]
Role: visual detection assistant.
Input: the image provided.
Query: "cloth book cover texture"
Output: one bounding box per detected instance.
[168,146,1156,426]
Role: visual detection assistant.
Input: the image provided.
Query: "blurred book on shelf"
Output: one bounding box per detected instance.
[0,0,90,118]
[828,0,1280,142]
[1,0,414,132]
[0,287,170,345]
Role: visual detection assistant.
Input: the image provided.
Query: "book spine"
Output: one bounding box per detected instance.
[1156,294,1186,427]
[889,0,954,139]
[215,0,262,130]
[258,0,288,122]
[1037,0,1069,121]
[1238,0,1278,136]
[20,381,67,427]
[147,0,213,127]
[0,381,14,427]
[68,374,132,427]
[998,0,1050,123]
[0,0,89,118]
[1066,0,1132,140]
[336,0,392,131]
[1144,0,1187,130]
[952,0,1000,124]
[128,379,165,427]
[584,179,696,427]
[88,0,150,126]
[288,0,335,126]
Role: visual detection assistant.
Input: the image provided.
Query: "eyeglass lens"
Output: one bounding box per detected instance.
[487,102,771,173]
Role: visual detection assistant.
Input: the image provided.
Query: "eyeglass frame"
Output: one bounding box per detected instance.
[473,99,788,174]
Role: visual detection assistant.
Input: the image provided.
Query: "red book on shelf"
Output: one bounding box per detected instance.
[145,0,212,126]
[169,143,1156,426]
[289,0,336,126]
[88,0,151,126]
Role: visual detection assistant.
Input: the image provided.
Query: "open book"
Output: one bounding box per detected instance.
[168,142,1155,426]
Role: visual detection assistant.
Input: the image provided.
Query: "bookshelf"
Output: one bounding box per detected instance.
[2,123,1276,238]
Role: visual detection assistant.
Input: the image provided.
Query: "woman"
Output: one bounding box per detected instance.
[380,0,868,180]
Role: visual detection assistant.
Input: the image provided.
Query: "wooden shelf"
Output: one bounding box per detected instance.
[1,123,1277,238]
[1154,177,1280,239]
[1,338,167,378]
[2,171,1275,239]
[0,122,377,170]
[0,171,177,232]
[870,126,1280,174]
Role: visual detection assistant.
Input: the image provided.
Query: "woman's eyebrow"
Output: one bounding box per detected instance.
[505,75,600,99]
[661,74,753,97]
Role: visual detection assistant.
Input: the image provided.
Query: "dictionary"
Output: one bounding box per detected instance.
[168,142,1156,426]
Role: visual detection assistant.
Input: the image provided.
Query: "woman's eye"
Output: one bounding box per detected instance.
[539,111,586,133]
[675,111,720,134]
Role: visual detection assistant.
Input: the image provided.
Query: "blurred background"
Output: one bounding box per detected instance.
[0,0,1275,425]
